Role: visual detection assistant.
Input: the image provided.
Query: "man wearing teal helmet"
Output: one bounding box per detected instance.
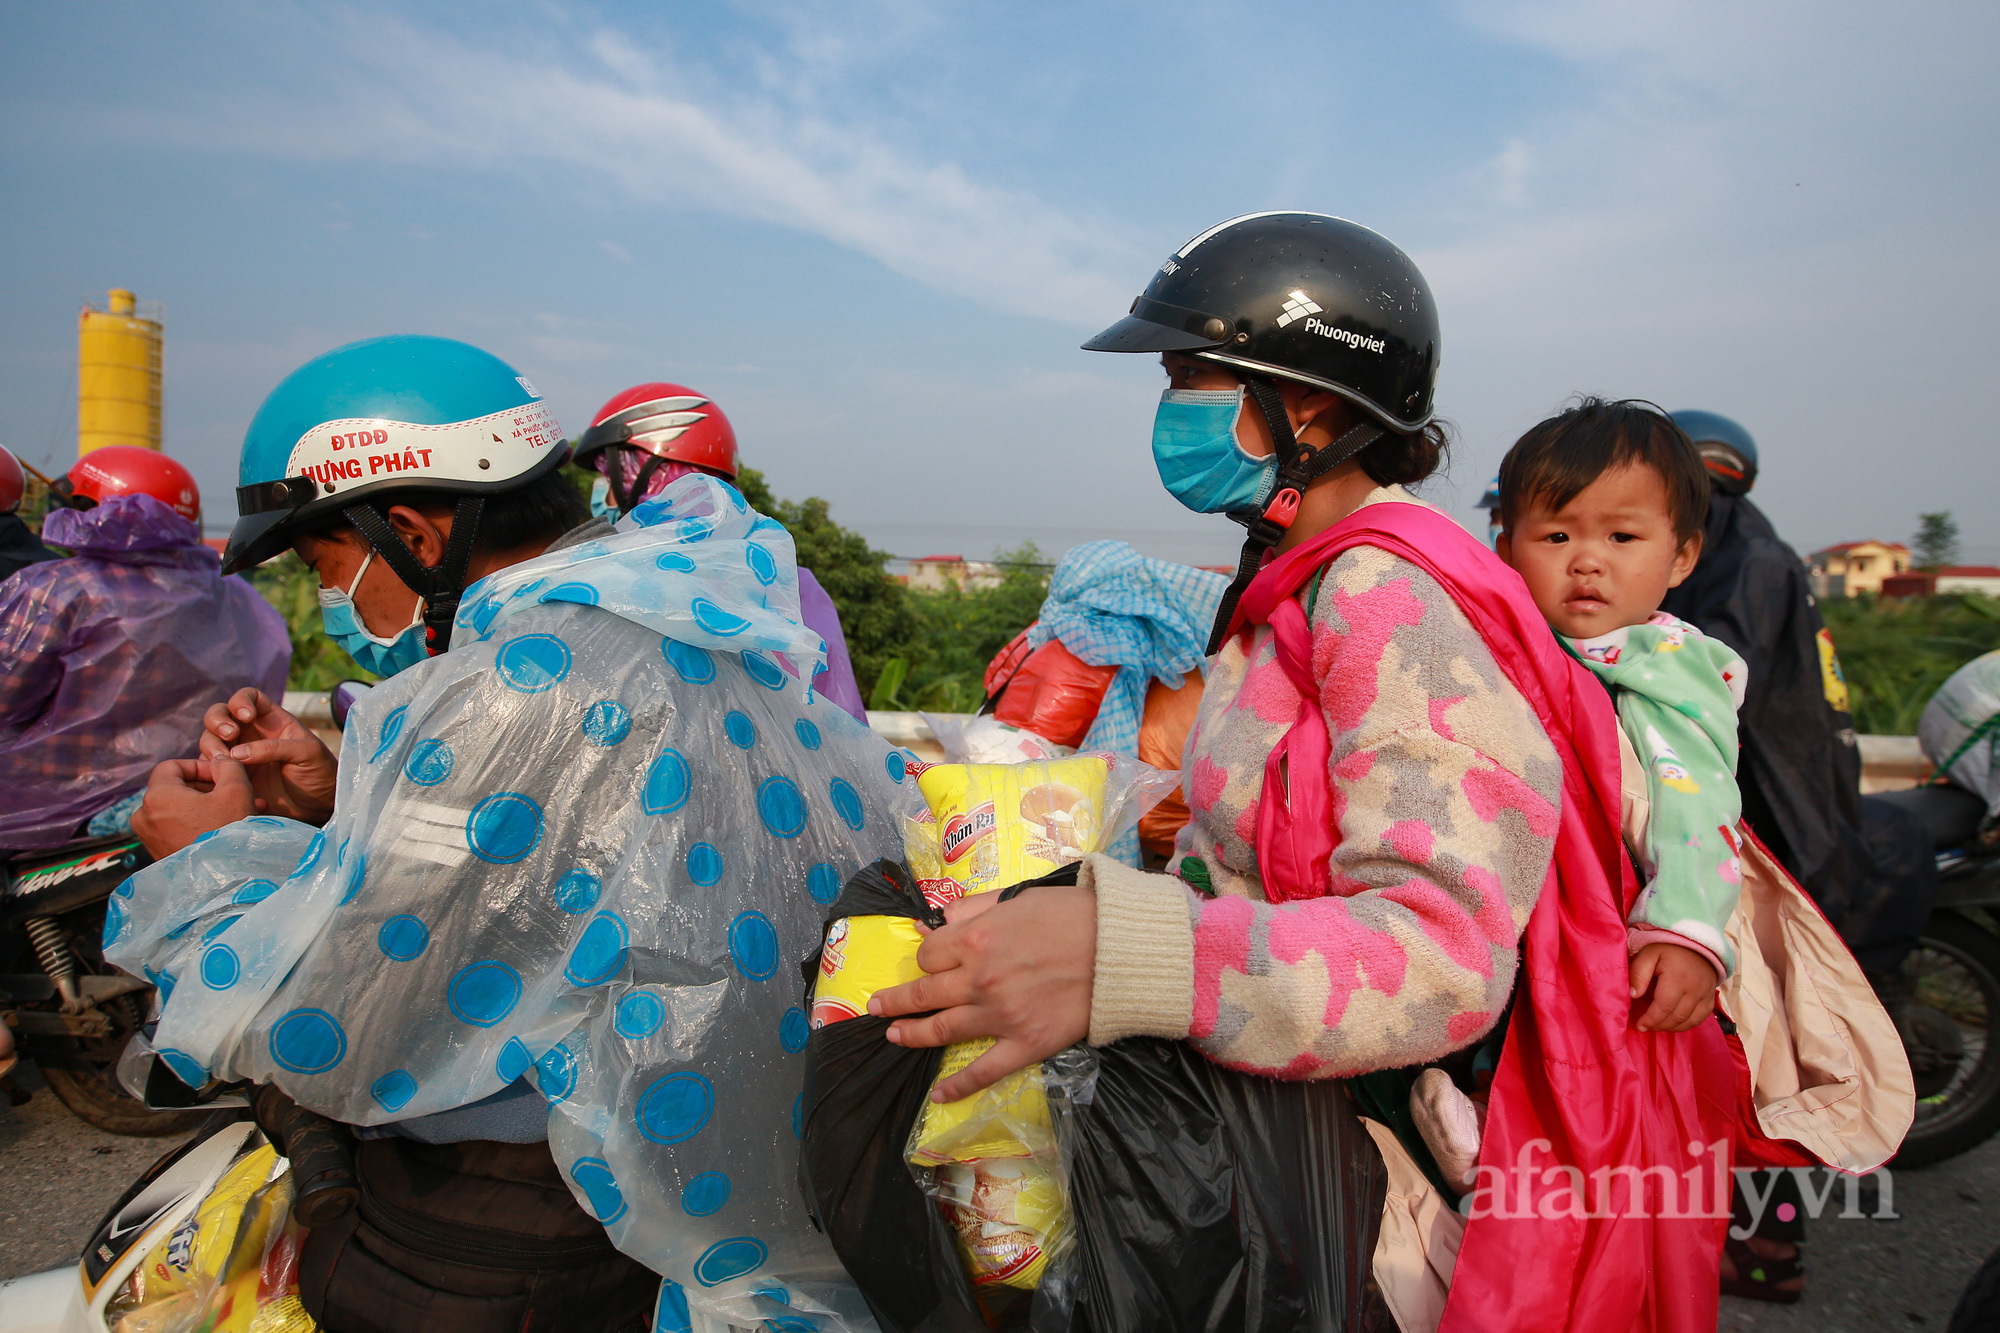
[118,336,907,1333]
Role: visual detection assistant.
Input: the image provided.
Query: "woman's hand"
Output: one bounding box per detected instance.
[198,688,338,825]
[868,885,1097,1103]
[132,757,257,859]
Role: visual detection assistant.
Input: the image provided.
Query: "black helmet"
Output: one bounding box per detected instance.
[1087,212,1442,652]
[1083,211,1440,431]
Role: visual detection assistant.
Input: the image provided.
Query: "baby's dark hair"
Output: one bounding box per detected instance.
[1497,398,1709,544]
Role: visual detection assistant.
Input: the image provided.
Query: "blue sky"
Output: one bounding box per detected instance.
[3,1,1997,567]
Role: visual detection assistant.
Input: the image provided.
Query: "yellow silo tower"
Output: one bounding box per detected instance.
[77,288,163,456]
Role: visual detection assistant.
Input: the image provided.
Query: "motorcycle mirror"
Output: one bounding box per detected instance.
[330,679,373,733]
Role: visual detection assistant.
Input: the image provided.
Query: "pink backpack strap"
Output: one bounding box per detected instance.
[1234,501,1510,902]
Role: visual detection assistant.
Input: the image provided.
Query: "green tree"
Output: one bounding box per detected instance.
[737,466,923,701]
[1914,511,1961,571]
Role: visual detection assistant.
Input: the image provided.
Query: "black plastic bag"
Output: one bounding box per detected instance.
[798,862,1386,1333]
[798,860,989,1333]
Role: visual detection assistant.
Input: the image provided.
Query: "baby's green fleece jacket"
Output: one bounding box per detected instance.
[1565,611,1749,977]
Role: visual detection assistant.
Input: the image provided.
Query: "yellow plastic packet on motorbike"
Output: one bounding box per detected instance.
[914,756,1110,897]
[895,759,1121,1290]
[109,1147,317,1333]
[115,1144,282,1313]
[908,1039,1056,1166]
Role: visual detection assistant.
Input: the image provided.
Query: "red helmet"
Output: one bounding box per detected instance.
[59,446,200,522]
[573,383,738,479]
[0,444,23,515]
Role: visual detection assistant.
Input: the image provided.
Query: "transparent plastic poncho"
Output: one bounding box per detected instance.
[105,475,909,1332]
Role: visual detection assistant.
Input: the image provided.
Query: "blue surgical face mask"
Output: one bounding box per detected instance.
[318,550,430,677]
[1151,387,1278,514]
[588,475,613,520]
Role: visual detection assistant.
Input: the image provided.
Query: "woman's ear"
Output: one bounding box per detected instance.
[1295,389,1352,445]
[1667,531,1704,587]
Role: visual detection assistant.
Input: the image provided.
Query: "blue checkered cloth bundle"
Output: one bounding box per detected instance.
[1027,541,1228,863]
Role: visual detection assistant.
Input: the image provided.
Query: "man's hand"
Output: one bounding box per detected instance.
[868,885,1096,1103]
[132,757,257,859]
[1630,941,1720,1033]
[199,688,337,825]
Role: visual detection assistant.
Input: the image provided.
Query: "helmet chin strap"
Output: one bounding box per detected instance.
[343,496,486,657]
[605,447,674,518]
[1204,376,1384,656]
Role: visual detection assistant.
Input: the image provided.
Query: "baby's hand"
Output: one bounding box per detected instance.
[1629,942,1720,1033]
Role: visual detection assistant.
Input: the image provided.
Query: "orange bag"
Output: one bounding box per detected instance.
[991,640,1118,749]
[984,627,1037,700]
[1136,671,1203,859]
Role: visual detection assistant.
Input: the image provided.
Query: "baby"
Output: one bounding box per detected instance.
[1412,398,1748,1185]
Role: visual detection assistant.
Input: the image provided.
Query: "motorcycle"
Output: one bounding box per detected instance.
[1872,779,2000,1167]
[1,836,204,1137]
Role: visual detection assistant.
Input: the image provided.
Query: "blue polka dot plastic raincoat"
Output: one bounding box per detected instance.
[104,475,909,1331]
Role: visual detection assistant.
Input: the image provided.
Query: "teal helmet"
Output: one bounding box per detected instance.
[1669,410,1757,496]
[224,335,569,651]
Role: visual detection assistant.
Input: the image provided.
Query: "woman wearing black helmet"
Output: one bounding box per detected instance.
[871,214,1741,1331]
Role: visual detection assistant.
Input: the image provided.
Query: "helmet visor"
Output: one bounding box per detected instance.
[221,507,301,576]
[1082,297,1234,354]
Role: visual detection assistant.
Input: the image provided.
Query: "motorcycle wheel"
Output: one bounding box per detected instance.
[43,1057,206,1137]
[1896,913,2000,1169]
[27,908,208,1139]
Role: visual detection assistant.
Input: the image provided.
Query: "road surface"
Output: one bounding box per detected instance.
[2,1057,1996,1326]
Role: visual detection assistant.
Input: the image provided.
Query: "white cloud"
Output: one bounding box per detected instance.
[83,7,1137,327]
[599,240,633,263]
[1414,0,2000,554]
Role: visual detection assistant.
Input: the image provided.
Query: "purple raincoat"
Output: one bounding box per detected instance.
[0,495,291,849]
[797,568,867,723]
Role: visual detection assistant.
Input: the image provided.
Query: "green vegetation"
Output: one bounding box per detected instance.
[256,462,1051,710]
[740,464,1048,712]
[870,545,1049,712]
[1824,593,2000,734]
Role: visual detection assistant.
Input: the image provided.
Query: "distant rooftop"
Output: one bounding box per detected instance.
[1812,539,1910,555]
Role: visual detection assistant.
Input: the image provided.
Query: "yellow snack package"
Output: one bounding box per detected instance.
[109,1148,319,1333]
[811,914,926,1029]
[914,757,1110,896]
[113,1145,282,1315]
[907,1039,1054,1167]
[936,1156,1069,1290]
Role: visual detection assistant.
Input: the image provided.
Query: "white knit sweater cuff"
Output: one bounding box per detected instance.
[1080,853,1197,1046]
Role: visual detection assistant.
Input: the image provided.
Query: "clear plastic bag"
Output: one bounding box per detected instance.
[1921,648,2000,818]
[802,757,1174,1319]
[923,713,1073,765]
